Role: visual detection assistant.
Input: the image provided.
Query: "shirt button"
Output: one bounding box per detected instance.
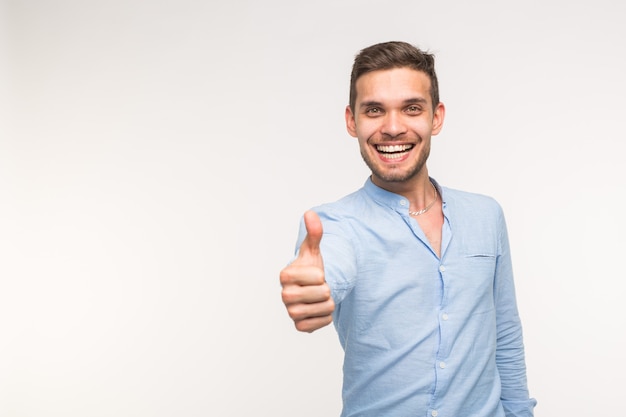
[440,362,446,369]
[400,200,406,206]
[439,265,446,272]
[442,313,449,320]
[431,411,438,417]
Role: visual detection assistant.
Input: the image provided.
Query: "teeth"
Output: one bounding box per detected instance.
[384,152,407,159]
[376,144,413,153]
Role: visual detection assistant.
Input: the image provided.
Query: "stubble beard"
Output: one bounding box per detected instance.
[360,142,431,184]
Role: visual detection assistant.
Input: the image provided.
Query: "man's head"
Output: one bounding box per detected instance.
[349,41,439,114]
[345,41,445,191]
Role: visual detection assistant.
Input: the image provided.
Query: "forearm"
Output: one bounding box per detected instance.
[496,315,536,416]
[494,211,536,416]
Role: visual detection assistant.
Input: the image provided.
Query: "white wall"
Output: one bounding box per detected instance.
[1,1,625,415]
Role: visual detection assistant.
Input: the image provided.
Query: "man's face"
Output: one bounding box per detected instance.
[345,67,445,190]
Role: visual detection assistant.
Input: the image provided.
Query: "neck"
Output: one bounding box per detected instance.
[371,171,432,201]
[408,181,438,216]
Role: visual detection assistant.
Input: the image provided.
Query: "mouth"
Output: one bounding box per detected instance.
[375,144,415,159]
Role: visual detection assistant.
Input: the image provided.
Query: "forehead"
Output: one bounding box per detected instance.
[355,67,432,105]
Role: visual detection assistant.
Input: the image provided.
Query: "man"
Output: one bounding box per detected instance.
[280,41,536,417]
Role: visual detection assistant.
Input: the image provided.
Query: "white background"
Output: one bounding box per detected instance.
[1,1,625,416]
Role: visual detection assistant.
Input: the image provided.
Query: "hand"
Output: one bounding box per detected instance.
[280,210,335,333]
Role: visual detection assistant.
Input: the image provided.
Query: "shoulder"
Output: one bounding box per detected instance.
[441,186,508,236]
[300,185,388,245]
[310,188,370,224]
[442,186,504,216]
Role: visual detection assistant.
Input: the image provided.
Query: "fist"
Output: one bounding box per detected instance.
[280,211,335,333]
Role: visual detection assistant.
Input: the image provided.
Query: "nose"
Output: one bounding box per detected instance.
[381,111,407,138]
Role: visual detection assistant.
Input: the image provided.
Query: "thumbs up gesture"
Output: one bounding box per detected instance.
[280,211,335,333]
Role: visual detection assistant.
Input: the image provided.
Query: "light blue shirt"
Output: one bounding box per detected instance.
[295,177,536,417]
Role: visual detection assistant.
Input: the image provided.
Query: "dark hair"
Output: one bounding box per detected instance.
[349,41,439,112]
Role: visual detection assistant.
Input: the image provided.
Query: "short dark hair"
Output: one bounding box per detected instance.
[349,41,439,112]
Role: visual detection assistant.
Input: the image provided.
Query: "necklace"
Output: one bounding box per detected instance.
[408,182,438,216]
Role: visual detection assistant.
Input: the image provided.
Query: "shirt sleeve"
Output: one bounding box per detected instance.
[494,207,537,417]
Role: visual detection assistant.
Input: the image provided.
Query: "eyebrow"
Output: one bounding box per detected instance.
[359,97,428,109]
[403,98,428,105]
[359,100,383,109]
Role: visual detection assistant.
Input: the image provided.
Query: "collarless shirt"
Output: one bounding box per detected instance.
[294,177,536,417]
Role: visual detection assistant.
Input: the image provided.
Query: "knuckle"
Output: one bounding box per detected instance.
[281,286,304,306]
[294,320,310,333]
[286,304,303,319]
[312,269,325,285]
[325,298,336,313]
[281,287,294,304]
[279,268,292,286]
[321,284,332,300]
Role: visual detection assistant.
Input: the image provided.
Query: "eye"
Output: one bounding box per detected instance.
[365,107,383,116]
[405,105,422,114]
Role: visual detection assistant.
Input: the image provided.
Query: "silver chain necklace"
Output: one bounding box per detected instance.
[408,182,438,216]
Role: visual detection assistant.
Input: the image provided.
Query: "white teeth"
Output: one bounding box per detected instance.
[384,151,407,159]
[376,144,413,153]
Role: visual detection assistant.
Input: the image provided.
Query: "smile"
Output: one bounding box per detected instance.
[375,144,414,159]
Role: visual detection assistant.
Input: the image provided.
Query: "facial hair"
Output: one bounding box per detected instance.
[360,140,431,184]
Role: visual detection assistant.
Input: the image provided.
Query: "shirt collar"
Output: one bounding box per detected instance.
[363,176,447,214]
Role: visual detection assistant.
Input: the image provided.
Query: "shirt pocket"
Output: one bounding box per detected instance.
[457,253,497,312]
[463,253,497,274]
[465,253,496,260]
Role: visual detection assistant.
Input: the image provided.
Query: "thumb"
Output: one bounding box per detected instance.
[297,210,323,261]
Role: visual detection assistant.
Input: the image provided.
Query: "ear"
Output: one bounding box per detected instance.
[431,102,446,136]
[345,105,358,138]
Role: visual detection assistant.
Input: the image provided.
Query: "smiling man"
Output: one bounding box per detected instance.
[280,41,536,417]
